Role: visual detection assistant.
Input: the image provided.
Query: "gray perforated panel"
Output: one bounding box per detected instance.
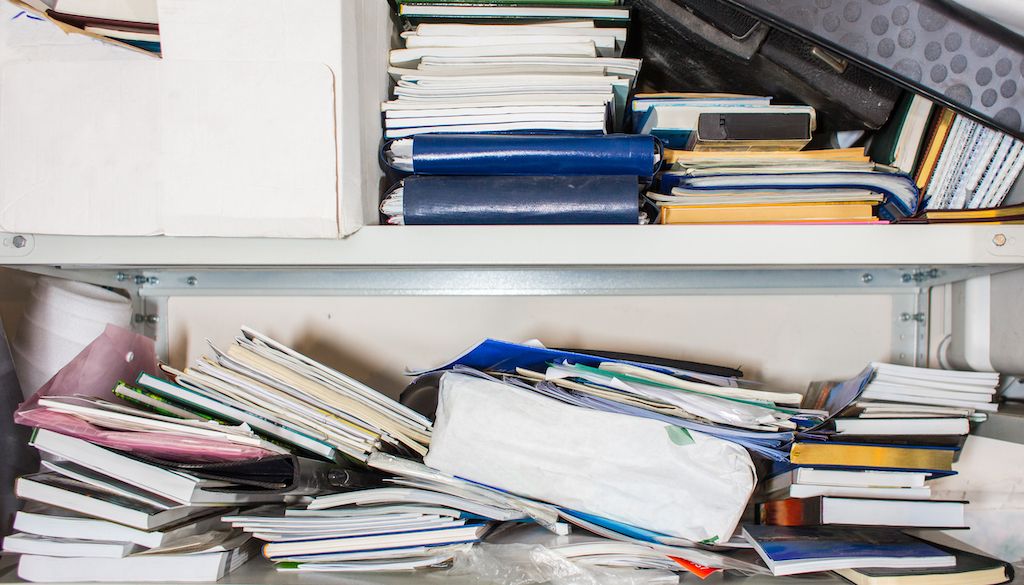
[720,0,1024,138]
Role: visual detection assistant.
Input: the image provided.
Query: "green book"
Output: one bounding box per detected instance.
[113,382,212,421]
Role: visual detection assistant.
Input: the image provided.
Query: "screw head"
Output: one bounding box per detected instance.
[115,272,128,282]
[901,273,913,283]
[186,276,198,286]
[993,233,1007,247]
[11,235,26,249]
[861,273,874,283]
[146,315,160,324]
[148,276,159,286]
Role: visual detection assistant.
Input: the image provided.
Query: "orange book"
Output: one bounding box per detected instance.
[658,201,876,224]
[664,147,869,165]
[914,108,956,191]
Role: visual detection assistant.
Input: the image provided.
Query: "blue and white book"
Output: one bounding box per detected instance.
[742,525,956,576]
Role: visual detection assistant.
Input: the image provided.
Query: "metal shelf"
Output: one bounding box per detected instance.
[1,225,1024,269]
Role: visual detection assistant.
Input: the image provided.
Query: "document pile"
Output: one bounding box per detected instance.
[159,326,433,462]
[5,426,265,583]
[225,454,540,573]
[854,362,1000,414]
[419,339,829,461]
[15,0,160,54]
[381,2,647,225]
[387,1,635,137]
[639,94,920,223]
[741,362,997,577]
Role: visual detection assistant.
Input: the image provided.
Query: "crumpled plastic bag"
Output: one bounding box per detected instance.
[434,543,680,585]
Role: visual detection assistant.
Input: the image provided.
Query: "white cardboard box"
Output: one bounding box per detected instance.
[0,0,391,237]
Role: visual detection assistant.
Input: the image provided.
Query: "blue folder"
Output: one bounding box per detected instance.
[387,134,661,177]
[397,175,639,225]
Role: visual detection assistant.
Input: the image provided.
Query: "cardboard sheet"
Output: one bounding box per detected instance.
[0,60,338,237]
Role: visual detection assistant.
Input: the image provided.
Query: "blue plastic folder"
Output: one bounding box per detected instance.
[390,134,661,177]
[397,175,639,225]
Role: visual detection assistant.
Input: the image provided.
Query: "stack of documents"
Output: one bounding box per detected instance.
[157,327,433,462]
[5,429,264,583]
[739,361,999,577]
[416,339,825,461]
[386,4,638,136]
[225,453,540,573]
[651,156,919,223]
[856,362,1000,413]
[923,114,1024,212]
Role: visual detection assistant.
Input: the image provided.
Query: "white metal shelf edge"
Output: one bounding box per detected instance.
[0,225,1023,267]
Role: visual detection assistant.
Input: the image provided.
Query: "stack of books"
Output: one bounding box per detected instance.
[387,0,635,137]
[738,361,1012,580]
[856,362,1001,413]
[3,326,441,582]
[870,92,1024,222]
[224,454,536,573]
[5,429,266,583]
[380,1,650,226]
[640,94,920,224]
[19,0,160,54]
[157,326,434,462]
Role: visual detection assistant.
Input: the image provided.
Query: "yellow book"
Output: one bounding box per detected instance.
[923,203,1024,220]
[664,148,869,165]
[658,201,876,224]
[915,108,956,190]
[790,442,954,471]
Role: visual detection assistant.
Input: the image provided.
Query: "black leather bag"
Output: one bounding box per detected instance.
[627,0,902,131]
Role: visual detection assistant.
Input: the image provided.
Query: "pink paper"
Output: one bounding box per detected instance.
[16,408,275,462]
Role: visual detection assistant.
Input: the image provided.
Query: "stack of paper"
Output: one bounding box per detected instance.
[858,362,1000,413]
[651,157,919,223]
[225,453,541,573]
[4,428,263,583]
[924,114,1024,211]
[156,327,433,462]
[385,5,639,137]
[415,338,827,461]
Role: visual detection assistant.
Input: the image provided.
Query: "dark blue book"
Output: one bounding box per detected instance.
[742,525,955,576]
[383,175,639,225]
[383,134,661,178]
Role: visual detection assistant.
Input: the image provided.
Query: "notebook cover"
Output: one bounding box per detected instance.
[789,442,955,471]
[743,524,952,563]
[399,134,660,177]
[843,543,1013,582]
[694,112,812,141]
[400,175,638,224]
[46,9,159,32]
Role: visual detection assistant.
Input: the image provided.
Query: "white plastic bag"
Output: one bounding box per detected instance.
[425,373,756,543]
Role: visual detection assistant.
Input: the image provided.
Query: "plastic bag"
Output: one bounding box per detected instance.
[17,324,158,414]
[437,544,679,585]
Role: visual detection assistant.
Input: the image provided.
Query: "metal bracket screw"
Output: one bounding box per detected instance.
[186,276,198,286]
[12,235,27,248]
[899,312,926,323]
[115,272,128,282]
[861,273,874,283]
